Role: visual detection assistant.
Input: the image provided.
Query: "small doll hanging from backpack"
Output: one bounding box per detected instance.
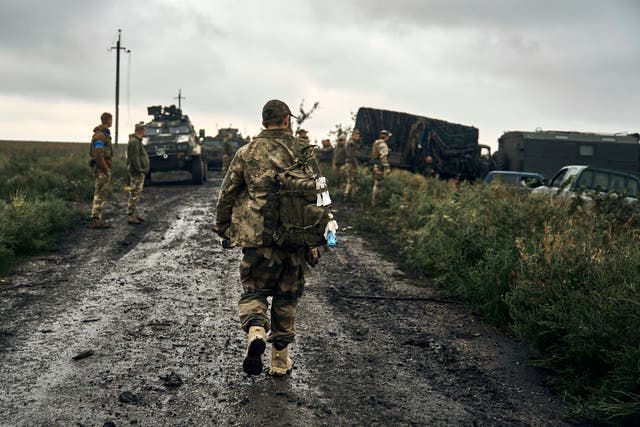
[324,213,338,247]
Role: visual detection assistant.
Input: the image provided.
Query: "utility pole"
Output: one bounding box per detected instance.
[110,29,128,146]
[174,89,186,110]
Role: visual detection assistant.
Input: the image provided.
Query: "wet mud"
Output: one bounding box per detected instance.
[0,171,569,426]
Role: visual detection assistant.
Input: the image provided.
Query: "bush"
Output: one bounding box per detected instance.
[349,170,640,424]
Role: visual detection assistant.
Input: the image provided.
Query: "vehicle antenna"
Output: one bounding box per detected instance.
[174,89,186,110]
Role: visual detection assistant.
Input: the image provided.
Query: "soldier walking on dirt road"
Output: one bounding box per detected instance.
[126,122,150,224]
[371,129,392,206]
[215,99,319,377]
[89,112,113,229]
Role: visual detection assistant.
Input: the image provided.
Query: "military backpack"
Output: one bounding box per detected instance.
[272,146,332,251]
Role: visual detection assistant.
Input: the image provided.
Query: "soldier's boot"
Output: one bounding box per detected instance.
[242,326,266,376]
[269,345,293,376]
[135,212,146,222]
[89,218,111,229]
[127,214,141,225]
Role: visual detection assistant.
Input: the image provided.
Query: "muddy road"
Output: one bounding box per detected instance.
[0,171,569,426]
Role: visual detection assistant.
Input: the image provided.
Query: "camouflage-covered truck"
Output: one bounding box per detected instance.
[492,130,640,179]
[354,107,491,180]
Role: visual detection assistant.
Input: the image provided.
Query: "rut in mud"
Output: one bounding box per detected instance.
[0,171,569,426]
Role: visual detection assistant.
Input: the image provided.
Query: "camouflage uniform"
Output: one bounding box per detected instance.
[90,124,113,221]
[333,140,347,192]
[215,128,312,347]
[371,137,391,206]
[126,132,150,217]
[343,136,359,200]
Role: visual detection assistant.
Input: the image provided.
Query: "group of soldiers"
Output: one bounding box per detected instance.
[86,101,393,378]
[315,128,392,206]
[88,113,150,229]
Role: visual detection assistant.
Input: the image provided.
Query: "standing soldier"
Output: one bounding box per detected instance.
[215,99,320,377]
[221,132,234,176]
[315,139,334,172]
[332,134,347,192]
[343,129,360,200]
[296,128,309,142]
[89,112,113,229]
[371,129,392,206]
[126,122,150,224]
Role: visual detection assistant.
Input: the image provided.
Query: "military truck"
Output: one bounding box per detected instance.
[203,128,246,170]
[354,107,491,180]
[492,130,640,179]
[142,105,207,184]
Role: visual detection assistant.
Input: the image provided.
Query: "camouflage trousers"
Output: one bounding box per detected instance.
[334,163,347,192]
[127,172,145,216]
[238,247,305,347]
[371,165,384,206]
[342,163,358,200]
[91,169,111,220]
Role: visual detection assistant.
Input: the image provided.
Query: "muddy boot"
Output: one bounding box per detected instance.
[242,326,266,376]
[89,218,111,229]
[127,214,141,225]
[135,214,146,222]
[269,345,293,376]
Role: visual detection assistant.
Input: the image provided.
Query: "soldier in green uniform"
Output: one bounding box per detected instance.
[221,133,235,176]
[332,134,347,192]
[89,112,113,229]
[126,122,150,224]
[315,139,334,173]
[215,99,319,377]
[371,129,392,206]
[343,129,360,200]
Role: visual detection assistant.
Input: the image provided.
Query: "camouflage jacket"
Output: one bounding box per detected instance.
[345,138,358,165]
[371,139,390,170]
[127,133,150,174]
[215,128,311,248]
[333,144,346,166]
[90,124,113,161]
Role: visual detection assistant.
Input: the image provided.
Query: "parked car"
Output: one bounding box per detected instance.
[203,128,246,170]
[531,165,640,204]
[484,171,546,190]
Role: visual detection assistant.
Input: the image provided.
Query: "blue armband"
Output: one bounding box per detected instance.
[93,140,105,149]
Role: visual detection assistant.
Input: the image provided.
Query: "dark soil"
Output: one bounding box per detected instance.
[0,171,571,426]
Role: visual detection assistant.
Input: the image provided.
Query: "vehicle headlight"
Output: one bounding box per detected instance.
[176,135,189,143]
[142,137,149,145]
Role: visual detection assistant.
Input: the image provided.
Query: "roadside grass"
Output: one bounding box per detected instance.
[0,141,127,274]
[334,166,640,425]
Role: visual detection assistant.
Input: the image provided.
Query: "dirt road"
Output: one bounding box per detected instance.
[0,171,569,426]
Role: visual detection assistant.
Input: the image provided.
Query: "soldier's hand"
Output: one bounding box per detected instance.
[305,247,321,267]
[221,238,232,249]
[384,168,391,176]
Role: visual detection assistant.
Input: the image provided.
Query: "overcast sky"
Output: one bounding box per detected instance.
[0,0,638,150]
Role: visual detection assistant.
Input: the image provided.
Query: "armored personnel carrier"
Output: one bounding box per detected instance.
[142,105,207,184]
[203,128,247,170]
[354,107,491,180]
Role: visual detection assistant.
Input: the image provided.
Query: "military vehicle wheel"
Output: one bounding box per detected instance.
[492,150,507,170]
[191,156,204,185]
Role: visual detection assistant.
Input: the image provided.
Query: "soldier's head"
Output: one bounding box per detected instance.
[134,122,145,138]
[380,129,392,141]
[337,134,346,145]
[296,128,309,141]
[426,155,434,164]
[351,129,360,142]
[321,138,331,148]
[101,112,113,127]
[262,99,296,132]
[328,213,334,220]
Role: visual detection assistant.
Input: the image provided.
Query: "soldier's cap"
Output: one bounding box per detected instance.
[352,129,360,134]
[380,129,392,137]
[262,99,297,122]
[337,133,347,140]
[297,128,308,135]
[134,122,145,132]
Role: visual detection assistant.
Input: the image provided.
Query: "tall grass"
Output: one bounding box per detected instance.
[0,141,127,274]
[342,167,640,425]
